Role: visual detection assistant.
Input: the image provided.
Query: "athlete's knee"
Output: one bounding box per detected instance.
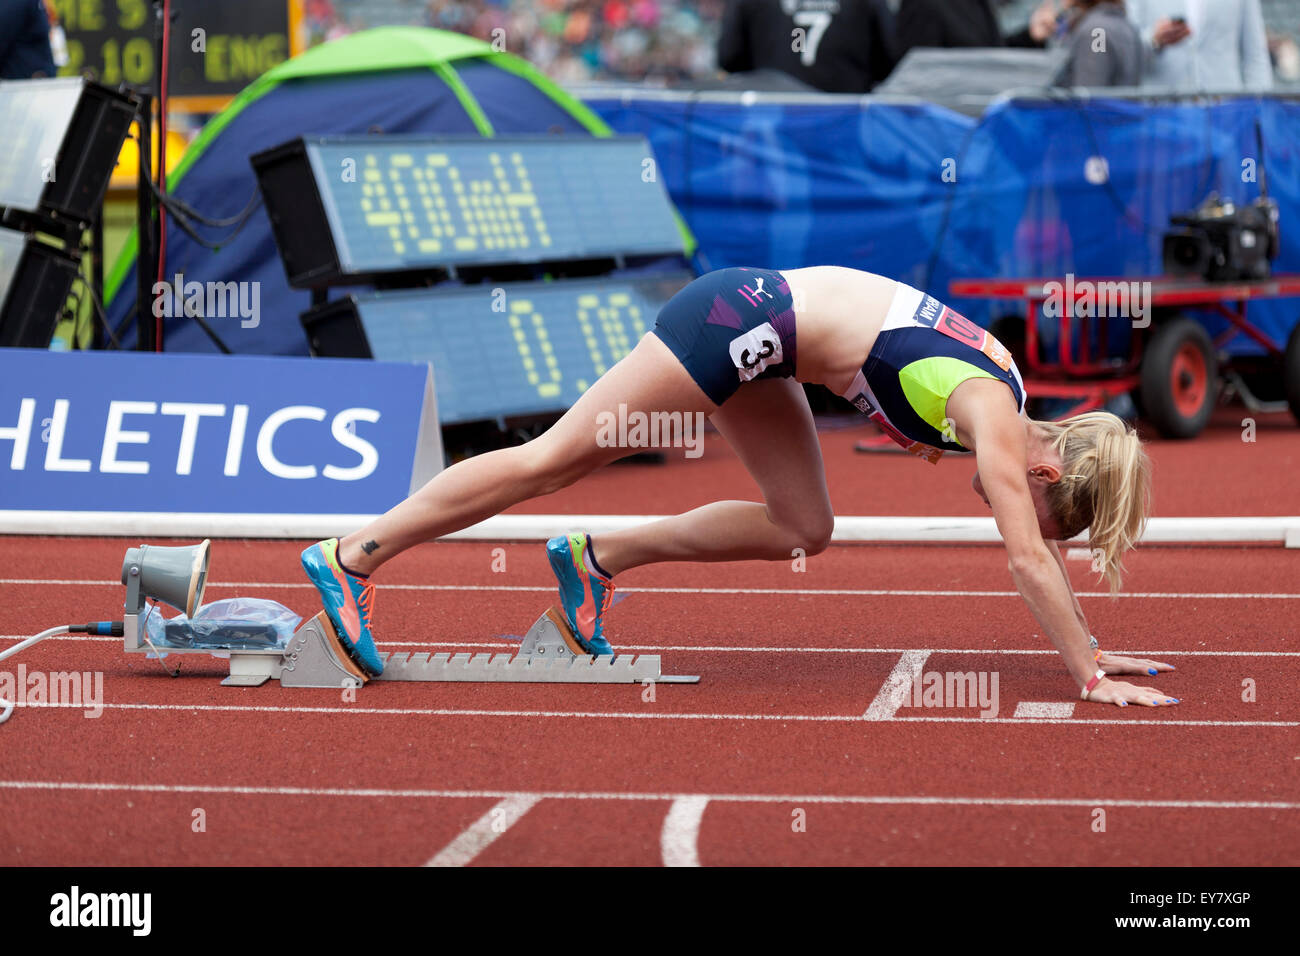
[775,507,834,556]
[799,521,834,556]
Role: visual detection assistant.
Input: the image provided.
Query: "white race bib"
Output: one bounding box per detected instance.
[728,323,783,382]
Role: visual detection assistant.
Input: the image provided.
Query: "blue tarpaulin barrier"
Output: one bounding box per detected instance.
[584,92,1300,355]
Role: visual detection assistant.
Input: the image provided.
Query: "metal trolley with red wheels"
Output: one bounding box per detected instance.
[948,275,1300,439]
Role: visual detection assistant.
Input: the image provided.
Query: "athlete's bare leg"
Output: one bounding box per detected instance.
[591,376,834,575]
[337,334,715,575]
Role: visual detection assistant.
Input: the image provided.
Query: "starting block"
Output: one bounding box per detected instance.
[117,540,698,688]
[128,607,699,688]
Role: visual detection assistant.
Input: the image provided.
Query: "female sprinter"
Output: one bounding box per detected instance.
[302,267,1178,708]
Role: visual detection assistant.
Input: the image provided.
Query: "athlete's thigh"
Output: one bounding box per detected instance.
[708,376,832,524]
[530,332,717,469]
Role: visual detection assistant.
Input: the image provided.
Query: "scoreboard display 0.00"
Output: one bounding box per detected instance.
[302,273,693,425]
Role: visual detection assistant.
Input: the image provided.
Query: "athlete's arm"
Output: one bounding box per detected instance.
[957,384,1176,706]
[1044,539,1090,636]
[966,398,1099,693]
[1046,539,1175,678]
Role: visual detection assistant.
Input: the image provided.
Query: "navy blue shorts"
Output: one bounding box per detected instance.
[651,267,798,407]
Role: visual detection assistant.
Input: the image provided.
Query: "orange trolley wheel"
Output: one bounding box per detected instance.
[1139,317,1218,439]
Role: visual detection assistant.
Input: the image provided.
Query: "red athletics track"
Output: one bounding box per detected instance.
[0,409,1296,865]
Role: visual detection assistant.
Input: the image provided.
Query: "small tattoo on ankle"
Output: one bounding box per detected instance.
[361,540,380,555]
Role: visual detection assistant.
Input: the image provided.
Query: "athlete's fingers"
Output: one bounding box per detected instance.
[1099,654,1176,676]
[1092,680,1179,707]
[1136,690,1179,706]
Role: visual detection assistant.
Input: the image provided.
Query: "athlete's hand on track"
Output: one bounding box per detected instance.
[1097,652,1176,677]
[1084,677,1179,708]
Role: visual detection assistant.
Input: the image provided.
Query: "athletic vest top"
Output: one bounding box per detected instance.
[841,284,1027,464]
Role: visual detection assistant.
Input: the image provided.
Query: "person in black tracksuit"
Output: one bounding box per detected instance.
[717,0,899,93]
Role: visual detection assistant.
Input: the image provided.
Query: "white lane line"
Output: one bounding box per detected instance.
[5,579,1300,600]
[9,636,1300,658]
[11,700,1298,727]
[1014,702,1077,719]
[424,794,541,867]
[888,716,1287,726]
[1,780,1296,810]
[662,796,709,867]
[331,644,1300,657]
[865,651,930,720]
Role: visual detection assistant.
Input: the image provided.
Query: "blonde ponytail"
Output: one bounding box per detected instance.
[1033,412,1152,592]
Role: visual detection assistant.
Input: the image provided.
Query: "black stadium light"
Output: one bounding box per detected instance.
[0,77,139,238]
[0,227,81,348]
[0,77,139,349]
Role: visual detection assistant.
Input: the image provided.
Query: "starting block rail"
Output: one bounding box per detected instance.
[129,607,699,688]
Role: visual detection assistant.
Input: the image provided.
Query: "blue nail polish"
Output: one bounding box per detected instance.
[1148,668,1158,675]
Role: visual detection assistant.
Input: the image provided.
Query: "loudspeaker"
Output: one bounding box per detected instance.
[121,539,211,616]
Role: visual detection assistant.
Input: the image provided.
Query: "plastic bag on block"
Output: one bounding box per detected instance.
[144,598,302,650]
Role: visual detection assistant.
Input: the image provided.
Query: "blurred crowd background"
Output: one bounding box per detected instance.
[7,0,1298,91]
[304,0,725,83]
[300,0,1300,88]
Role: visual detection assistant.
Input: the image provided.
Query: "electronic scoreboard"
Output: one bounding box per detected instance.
[254,136,688,287]
[302,273,692,424]
[55,0,296,107]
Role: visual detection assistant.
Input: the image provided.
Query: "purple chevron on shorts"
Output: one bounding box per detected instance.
[706,294,743,329]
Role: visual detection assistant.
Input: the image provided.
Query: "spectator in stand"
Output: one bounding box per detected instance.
[1126,0,1273,90]
[716,0,899,93]
[1056,0,1141,87]
[304,0,345,45]
[0,0,56,79]
[895,0,1059,56]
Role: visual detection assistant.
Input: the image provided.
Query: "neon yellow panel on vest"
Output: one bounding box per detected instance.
[898,356,998,448]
